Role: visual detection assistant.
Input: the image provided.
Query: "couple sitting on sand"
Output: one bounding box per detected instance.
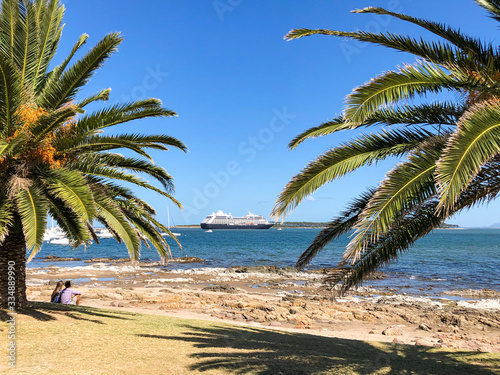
[51,280,82,305]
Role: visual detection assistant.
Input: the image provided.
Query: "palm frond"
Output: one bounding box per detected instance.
[353,7,495,65]
[15,184,47,253]
[64,99,177,140]
[476,0,500,22]
[75,163,181,206]
[61,136,156,161]
[346,137,445,262]
[0,139,8,157]
[0,0,18,58]
[281,1,500,295]
[37,32,123,110]
[0,196,13,244]
[330,198,442,294]
[32,0,64,91]
[64,134,187,158]
[344,61,470,124]
[93,192,141,260]
[364,102,464,127]
[284,28,339,41]
[44,194,91,254]
[436,101,500,214]
[0,56,22,137]
[30,105,80,141]
[74,153,176,193]
[78,88,111,109]
[128,216,172,260]
[116,201,176,260]
[288,102,462,149]
[273,128,433,219]
[40,168,96,222]
[14,1,38,90]
[296,188,375,270]
[289,116,346,149]
[43,32,88,91]
[332,159,500,292]
[286,28,480,74]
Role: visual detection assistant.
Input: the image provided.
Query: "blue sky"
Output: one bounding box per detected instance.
[59,0,500,227]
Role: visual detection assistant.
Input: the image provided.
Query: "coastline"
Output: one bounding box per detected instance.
[27,261,500,353]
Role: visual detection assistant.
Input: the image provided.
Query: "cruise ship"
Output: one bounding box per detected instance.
[200,210,274,230]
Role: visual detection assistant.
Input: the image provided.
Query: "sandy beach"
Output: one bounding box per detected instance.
[26,260,500,354]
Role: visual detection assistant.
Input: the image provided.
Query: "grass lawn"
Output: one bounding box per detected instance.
[0,302,499,374]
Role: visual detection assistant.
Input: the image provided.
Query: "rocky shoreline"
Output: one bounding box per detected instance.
[26,262,500,353]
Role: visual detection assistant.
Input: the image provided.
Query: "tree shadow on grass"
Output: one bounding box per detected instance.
[1,301,136,324]
[139,324,500,375]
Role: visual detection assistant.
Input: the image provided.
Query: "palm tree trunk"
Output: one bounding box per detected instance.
[0,224,27,309]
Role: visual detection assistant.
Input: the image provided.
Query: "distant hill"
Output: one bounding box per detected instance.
[489,222,500,228]
[438,223,460,229]
[274,222,328,228]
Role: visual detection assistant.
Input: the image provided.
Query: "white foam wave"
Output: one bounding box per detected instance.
[169,267,316,279]
[457,299,500,310]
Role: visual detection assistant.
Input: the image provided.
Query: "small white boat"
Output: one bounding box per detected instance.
[50,237,70,245]
[161,232,181,237]
[205,229,213,233]
[161,207,181,237]
[43,225,66,242]
[95,228,113,238]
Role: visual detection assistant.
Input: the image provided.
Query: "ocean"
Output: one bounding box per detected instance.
[28,228,500,297]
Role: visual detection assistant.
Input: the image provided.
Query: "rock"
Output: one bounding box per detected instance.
[392,338,406,344]
[418,323,432,331]
[229,265,294,275]
[117,302,125,307]
[415,339,435,347]
[269,321,282,327]
[256,304,275,312]
[44,255,82,262]
[441,289,500,298]
[368,329,380,335]
[85,257,129,263]
[398,313,420,324]
[478,317,500,329]
[170,257,204,263]
[202,284,238,294]
[292,315,313,327]
[382,326,404,336]
[366,272,386,280]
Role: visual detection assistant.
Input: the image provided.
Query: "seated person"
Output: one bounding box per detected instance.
[51,281,64,303]
[60,280,82,305]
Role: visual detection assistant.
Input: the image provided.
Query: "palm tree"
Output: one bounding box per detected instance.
[273,1,500,294]
[0,0,187,309]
